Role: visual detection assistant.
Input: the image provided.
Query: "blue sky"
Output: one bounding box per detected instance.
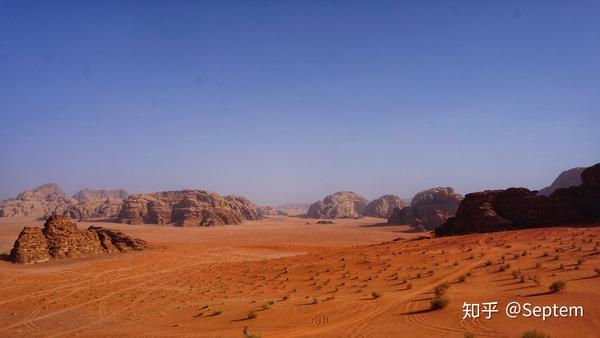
[1,1,599,205]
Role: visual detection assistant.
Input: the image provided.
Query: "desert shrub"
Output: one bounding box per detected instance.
[521,329,550,338]
[247,311,257,319]
[243,326,261,338]
[484,260,492,266]
[458,274,467,283]
[406,282,413,289]
[211,310,222,316]
[594,268,600,276]
[549,280,566,293]
[464,333,475,338]
[434,283,450,296]
[430,295,450,310]
[577,258,584,265]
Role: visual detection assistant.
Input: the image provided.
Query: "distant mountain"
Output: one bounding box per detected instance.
[0,183,73,218]
[306,191,368,219]
[537,167,586,196]
[73,188,128,203]
[276,203,310,215]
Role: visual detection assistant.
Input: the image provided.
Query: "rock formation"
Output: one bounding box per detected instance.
[436,163,600,236]
[9,214,146,264]
[387,187,463,230]
[257,206,288,216]
[117,190,259,226]
[363,194,406,218]
[73,188,128,203]
[0,183,73,218]
[66,198,125,220]
[276,203,310,215]
[537,167,585,196]
[306,191,368,219]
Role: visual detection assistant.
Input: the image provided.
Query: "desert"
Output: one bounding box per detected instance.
[2,2,599,337]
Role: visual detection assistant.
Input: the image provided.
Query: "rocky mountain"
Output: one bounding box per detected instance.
[436,163,600,236]
[117,190,259,226]
[9,214,146,264]
[66,199,125,220]
[363,194,406,218]
[0,185,129,220]
[537,167,585,196]
[73,188,128,202]
[0,183,74,218]
[387,187,463,230]
[257,206,288,216]
[306,191,368,219]
[276,203,310,215]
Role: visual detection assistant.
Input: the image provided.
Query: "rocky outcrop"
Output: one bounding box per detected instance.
[306,191,368,219]
[117,190,259,226]
[0,183,74,218]
[9,214,146,264]
[73,189,128,203]
[537,167,585,196]
[387,187,463,230]
[436,163,600,236]
[66,198,125,220]
[257,206,288,216]
[276,203,310,215]
[363,195,406,218]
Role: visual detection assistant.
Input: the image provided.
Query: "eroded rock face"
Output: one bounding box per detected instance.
[256,206,288,216]
[9,214,146,264]
[73,189,128,203]
[117,190,259,226]
[0,183,73,218]
[66,198,125,221]
[436,163,600,236]
[306,191,368,219]
[387,187,463,230]
[537,167,585,196]
[363,195,406,218]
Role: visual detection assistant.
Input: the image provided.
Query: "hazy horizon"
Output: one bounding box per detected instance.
[1,1,599,205]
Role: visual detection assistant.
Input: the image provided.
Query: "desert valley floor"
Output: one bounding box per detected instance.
[0,216,599,338]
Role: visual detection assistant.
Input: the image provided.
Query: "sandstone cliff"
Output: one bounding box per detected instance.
[257,206,288,216]
[363,195,406,218]
[0,183,73,218]
[306,191,368,219]
[387,187,463,230]
[117,190,259,226]
[436,163,600,236]
[537,167,585,196]
[73,188,128,203]
[9,214,146,264]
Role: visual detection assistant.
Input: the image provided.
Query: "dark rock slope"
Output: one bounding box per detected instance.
[436,163,600,236]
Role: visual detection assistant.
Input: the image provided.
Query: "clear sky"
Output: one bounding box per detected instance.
[1,1,599,205]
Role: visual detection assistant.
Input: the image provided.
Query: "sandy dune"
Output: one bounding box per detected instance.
[0,216,598,337]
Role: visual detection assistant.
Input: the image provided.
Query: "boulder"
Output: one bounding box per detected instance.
[9,214,146,264]
[117,190,259,226]
[363,194,406,218]
[387,187,463,230]
[306,191,368,219]
[436,163,600,236]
